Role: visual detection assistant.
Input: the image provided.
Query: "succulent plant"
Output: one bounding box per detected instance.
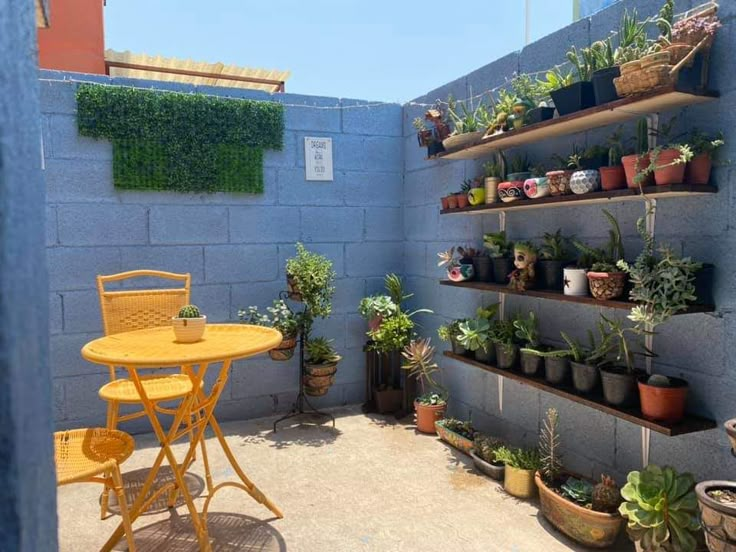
[401,338,446,401]
[178,305,201,318]
[457,319,492,352]
[441,418,476,440]
[540,229,571,261]
[305,337,341,365]
[513,311,540,349]
[358,295,397,321]
[561,477,594,505]
[494,446,541,471]
[572,209,624,273]
[539,408,562,484]
[474,436,505,465]
[592,475,622,513]
[483,231,513,258]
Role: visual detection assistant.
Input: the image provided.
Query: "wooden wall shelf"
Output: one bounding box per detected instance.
[443,351,717,436]
[434,87,718,161]
[440,184,717,215]
[439,280,715,314]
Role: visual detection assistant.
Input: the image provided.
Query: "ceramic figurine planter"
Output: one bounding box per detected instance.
[523,177,550,199]
[587,271,626,300]
[546,170,574,196]
[509,243,537,292]
[570,169,601,194]
[638,376,689,423]
[446,263,474,282]
[563,267,588,296]
[695,481,736,552]
[484,177,501,203]
[498,181,525,203]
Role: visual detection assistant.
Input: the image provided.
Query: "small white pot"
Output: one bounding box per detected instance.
[563,268,588,296]
[172,315,207,343]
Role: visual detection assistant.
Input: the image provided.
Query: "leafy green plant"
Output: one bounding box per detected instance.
[358,295,397,321]
[562,477,595,505]
[689,130,725,157]
[540,229,571,261]
[305,337,341,364]
[438,319,466,344]
[474,436,505,465]
[539,408,562,484]
[483,231,513,258]
[619,465,701,552]
[614,9,652,64]
[572,209,624,273]
[286,243,336,323]
[599,314,652,374]
[656,0,674,43]
[510,73,550,106]
[540,67,575,94]
[177,305,201,318]
[483,159,503,178]
[514,311,540,349]
[508,154,531,174]
[401,338,447,403]
[561,321,615,366]
[494,446,541,471]
[238,299,299,337]
[369,312,414,353]
[635,144,694,186]
[412,117,427,132]
[76,83,283,193]
[457,319,491,353]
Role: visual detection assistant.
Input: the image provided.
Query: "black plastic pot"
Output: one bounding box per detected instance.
[600,366,639,407]
[695,263,714,306]
[571,361,600,394]
[550,81,595,116]
[451,339,467,356]
[472,256,493,282]
[525,107,555,125]
[495,343,518,370]
[520,350,542,376]
[544,356,570,385]
[537,259,568,290]
[592,66,621,106]
[492,257,514,284]
[474,344,495,365]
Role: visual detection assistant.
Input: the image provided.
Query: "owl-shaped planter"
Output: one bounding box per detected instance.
[498,181,525,203]
[545,170,574,196]
[523,177,550,199]
[570,170,601,195]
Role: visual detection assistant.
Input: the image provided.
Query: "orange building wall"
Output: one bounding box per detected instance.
[38,0,106,74]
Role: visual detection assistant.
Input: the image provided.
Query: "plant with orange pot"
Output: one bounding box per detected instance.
[401,338,448,434]
[686,130,724,185]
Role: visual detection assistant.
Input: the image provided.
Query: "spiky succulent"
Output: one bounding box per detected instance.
[178,305,201,318]
[305,337,341,365]
[401,338,445,399]
[592,475,622,513]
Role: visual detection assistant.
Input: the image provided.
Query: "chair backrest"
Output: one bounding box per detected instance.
[97,270,191,335]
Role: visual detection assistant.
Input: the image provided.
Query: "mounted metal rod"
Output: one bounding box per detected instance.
[641,427,651,467]
[498,210,506,413]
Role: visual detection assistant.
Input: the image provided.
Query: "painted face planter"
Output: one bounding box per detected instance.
[498,181,525,203]
[447,263,474,282]
[545,170,574,196]
[569,169,601,194]
[523,177,550,199]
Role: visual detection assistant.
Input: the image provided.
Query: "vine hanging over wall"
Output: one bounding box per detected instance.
[76,83,284,193]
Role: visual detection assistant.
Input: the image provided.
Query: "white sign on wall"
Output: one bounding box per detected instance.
[304,137,334,181]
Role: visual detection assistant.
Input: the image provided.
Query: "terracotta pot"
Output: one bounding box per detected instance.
[435,420,474,455]
[456,194,469,208]
[696,480,736,552]
[446,194,458,209]
[546,170,574,196]
[536,472,625,549]
[504,465,537,499]
[622,154,652,189]
[498,181,525,203]
[414,401,446,434]
[587,271,627,300]
[653,148,687,186]
[269,334,297,361]
[304,373,335,388]
[638,376,688,423]
[725,419,736,454]
[485,177,500,203]
[440,196,450,210]
[686,153,713,185]
[471,450,505,481]
[599,166,626,191]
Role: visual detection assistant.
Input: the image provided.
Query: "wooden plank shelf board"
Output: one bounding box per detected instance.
[439,280,715,314]
[440,184,717,215]
[435,87,718,161]
[443,351,717,436]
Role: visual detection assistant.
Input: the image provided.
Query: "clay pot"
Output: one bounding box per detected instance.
[523,177,550,199]
[725,419,736,454]
[440,196,450,210]
[653,148,687,186]
[498,181,525,203]
[446,194,458,209]
[536,472,625,549]
[520,350,543,376]
[622,154,652,189]
[545,356,570,385]
[495,343,519,370]
[638,376,688,423]
[546,170,574,196]
[587,271,627,300]
[599,166,627,191]
[686,153,713,185]
[435,419,474,455]
[600,366,638,407]
[563,267,589,296]
[504,465,537,499]
[696,481,736,552]
[472,256,493,282]
[471,450,505,481]
[571,362,601,394]
[456,193,469,208]
[414,401,446,434]
[485,177,501,203]
[570,169,601,194]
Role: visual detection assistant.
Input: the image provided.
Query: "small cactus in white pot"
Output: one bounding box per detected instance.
[172,304,207,343]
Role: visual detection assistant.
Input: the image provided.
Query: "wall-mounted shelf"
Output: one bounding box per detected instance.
[434,86,718,161]
[439,280,715,314]
[440,184,717,215]
[443,351,716,437]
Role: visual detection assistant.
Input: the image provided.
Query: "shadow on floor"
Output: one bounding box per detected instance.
[106,466,205,516]
[234,417,343,450]
[534,510,634,551]
[113,511,286,552]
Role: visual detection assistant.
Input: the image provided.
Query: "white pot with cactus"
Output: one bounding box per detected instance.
[172,304,207,343]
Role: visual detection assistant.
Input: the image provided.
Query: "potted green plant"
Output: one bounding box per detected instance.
[456,179,471,208]
[438,319,469,356]
[483,154,504,204]
[538,229,572,290]
[619,465,703,552]
[535,408,625,548]
[285,243,336,320]
[510,73,553,124]
[563,324,615,394]
[172,304,206,343]
[576,209,627,301]
[471,435,506,481]
[686,130,724,185]
[490,319,519,370]
[401,338,447,434]
[598,314,648,407]
[639,143,694,186]
[495,446,541,499]
[458,305,498,364]
[483,231,514,284]
[622,119,652,189]
[522,164,550,199]
[304,337,341,397]
[696,480,736,552]
[515,311,543,376]
[498,155,531,203]
[471,249,492,282]
[358,295,397,332]
[590,37,621,106]
[552,46,595,115]
[239,299,299,361]
[600,128,627,190]
[564,245,595,297]
[435,417,477,455]
[569,149,602,195]
[413,117,434,148]
[443,94,492,151]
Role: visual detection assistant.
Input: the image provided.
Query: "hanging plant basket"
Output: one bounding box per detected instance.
[269,334,297,361]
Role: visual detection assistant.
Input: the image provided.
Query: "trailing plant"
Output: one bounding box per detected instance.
[401,338,447,403]
[474,436,505,465]
[539,408,562,484]
[671,14,721,45]
[286,243,336,325]
[494,446,541,471]
[562,478,595,505]
[635,144,694,186]
[689,130,725,157]
[572,209,624,272]
[540,229,571,261]
[619,465,701,552]
[483,231,513,258]
[76,83,283,193]
[358,295,398,322]
[305,337,341,365]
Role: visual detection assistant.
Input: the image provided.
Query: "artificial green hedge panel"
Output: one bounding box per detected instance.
[76,83,283,193]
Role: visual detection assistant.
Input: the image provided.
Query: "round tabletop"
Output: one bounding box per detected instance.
[81,324,283,368]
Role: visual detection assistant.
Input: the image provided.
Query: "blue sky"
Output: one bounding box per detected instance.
[105,0,574,103]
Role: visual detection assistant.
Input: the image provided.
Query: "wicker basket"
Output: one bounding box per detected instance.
[666,43,695,66]
[640,51,671,69]
[614,65,674,97]
[620,60,641,75]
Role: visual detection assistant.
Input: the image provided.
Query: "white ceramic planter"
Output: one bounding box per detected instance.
[563,268,588,296]
[523,177,550,199]
[172,315,207,342]
[570,169,601,195]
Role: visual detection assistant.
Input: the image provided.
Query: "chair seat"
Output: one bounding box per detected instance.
[55,428,135,485]
[99,374,194,403]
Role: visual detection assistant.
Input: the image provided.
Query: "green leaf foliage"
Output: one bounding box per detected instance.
[76,83,284,193]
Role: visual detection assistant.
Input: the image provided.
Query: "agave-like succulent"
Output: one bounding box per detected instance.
[401,338,445,398]
[561,477,594,505]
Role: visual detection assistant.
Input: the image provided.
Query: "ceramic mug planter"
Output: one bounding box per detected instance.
[599,166,627,191]
[498,181,525,203]
[686,153,713,185]
[171,315,207,343]
[587,271,627,301]
[570,169,601,194]
[523,177,550,199]
[414,401,446,434]
[546,170,574,196]
[638,376,689,423]
[485,177,501,203]
[563,267,589,296]
[446,264,474,282]
[653,148,687,185]
[695,481,736,552]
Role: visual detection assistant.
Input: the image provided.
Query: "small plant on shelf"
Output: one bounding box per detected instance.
[490,318,520,370]
[402,338,448,434]
[573,209,627,301]
[538,229,572,290]
[438,246,478,282]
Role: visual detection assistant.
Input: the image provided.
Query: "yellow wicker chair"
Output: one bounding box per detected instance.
[96,270,209,518]
[55,428,137,551]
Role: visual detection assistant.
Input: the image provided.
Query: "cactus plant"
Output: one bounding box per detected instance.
[177,305,202,318]
[592,475,622,513]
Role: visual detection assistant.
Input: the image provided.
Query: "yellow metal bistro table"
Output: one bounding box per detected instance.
[81,324,284,552]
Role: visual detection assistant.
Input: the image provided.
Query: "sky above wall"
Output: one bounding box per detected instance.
[105,0,574,103]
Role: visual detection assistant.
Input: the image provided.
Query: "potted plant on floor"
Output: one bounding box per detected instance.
[535,408,625,548]
[438,319,469,356]
[515,311,544,376]
[576,209,628,301]
[483,154,504,204]
[499,155,531,203]
[495,446,541,499]
[619,465,703,552]
[172,304,206,343]
[696,480,736,552]
[599,128,627,191]
[491,319,519,370]
[437,246,476,282]
[435,417,477,455]
[402,338,447,434]
[471,436,506,481]
[622,119,651,189]
[538,229,572,290]
[686,130,724,185]
[304,337,341,397]
[358,295,398,332]
[239,299,300,361]
[484,231,514,284]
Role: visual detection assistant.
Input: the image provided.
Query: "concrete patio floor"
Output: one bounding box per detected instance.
[57,405,634,551]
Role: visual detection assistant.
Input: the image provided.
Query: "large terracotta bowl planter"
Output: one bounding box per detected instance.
[504,465,537,499]
[536,473,625,549]
[696,481,736,552]
[414,401,446,434]
[434,420,474,455]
